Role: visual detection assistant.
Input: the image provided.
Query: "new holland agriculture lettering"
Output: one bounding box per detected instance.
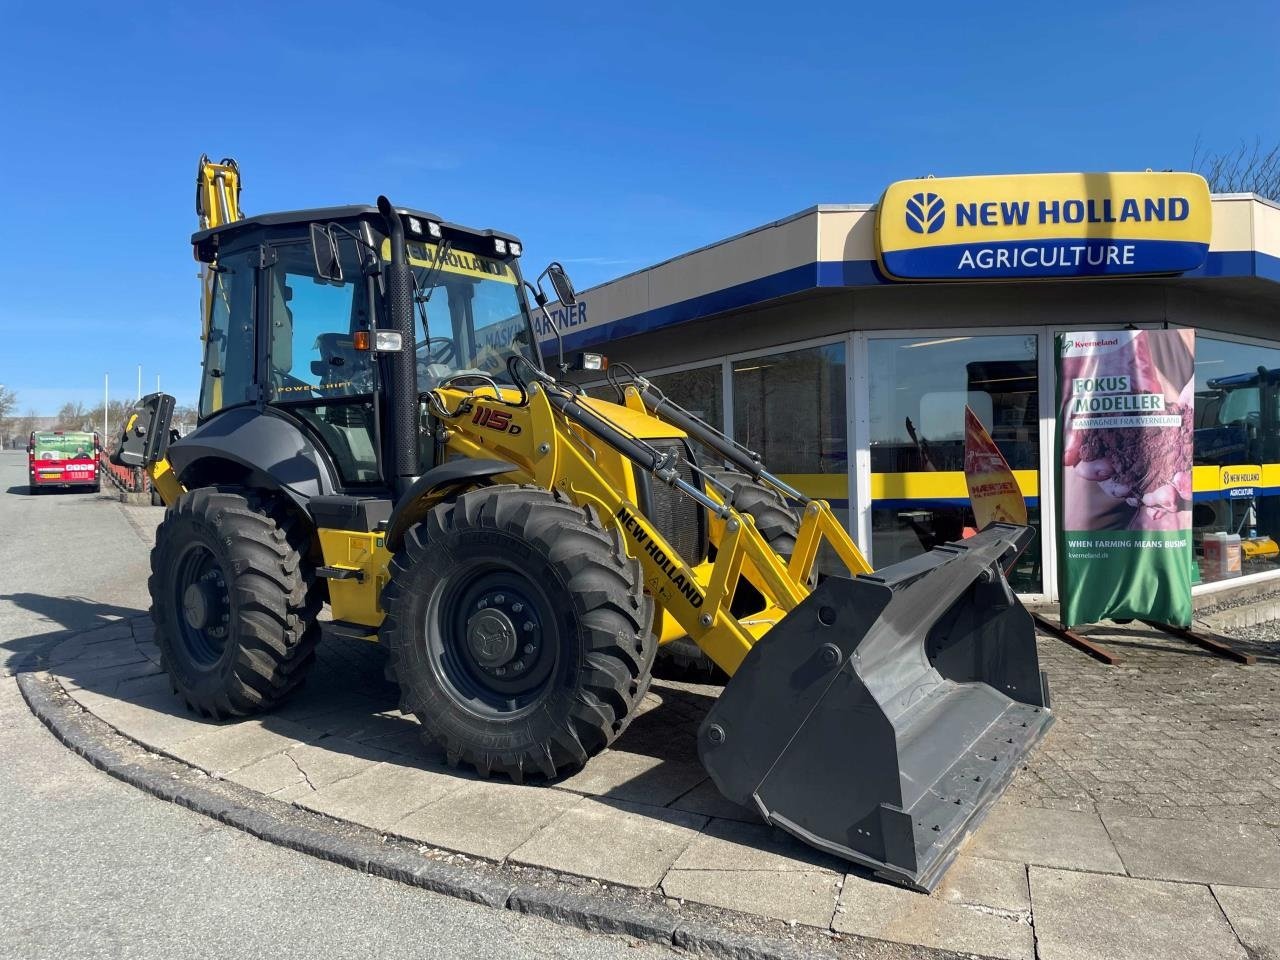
[876,172,1212,281]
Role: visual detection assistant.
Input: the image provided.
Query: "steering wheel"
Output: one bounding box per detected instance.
[420,337,456,364]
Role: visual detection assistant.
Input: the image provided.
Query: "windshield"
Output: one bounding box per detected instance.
[405,241,538,389]
[33,433,95,460]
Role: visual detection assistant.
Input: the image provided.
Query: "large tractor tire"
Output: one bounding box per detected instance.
[149,487,321,718]
[381,485,655,781]
[653,468,800,684]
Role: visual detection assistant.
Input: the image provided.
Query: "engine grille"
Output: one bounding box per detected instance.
[635,439,708,565]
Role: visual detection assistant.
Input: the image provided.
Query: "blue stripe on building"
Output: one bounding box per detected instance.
[547,250,1280,355]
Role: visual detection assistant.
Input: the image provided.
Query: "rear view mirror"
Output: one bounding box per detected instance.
[310,223,344,283]
[544,262,577,306]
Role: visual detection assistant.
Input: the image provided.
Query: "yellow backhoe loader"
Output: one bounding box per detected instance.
[114,156,1053,891]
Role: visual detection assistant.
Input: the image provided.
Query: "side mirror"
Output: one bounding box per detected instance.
[544,262,577,306]
[309,223,344,283]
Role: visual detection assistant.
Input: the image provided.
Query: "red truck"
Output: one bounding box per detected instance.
[28,430,101,493]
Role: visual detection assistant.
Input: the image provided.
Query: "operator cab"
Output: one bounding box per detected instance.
[190,205,542,491]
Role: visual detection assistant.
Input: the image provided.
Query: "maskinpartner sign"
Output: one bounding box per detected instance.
[876,172,1211,280]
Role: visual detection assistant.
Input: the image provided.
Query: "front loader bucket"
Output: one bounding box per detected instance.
[698,523,1052,891]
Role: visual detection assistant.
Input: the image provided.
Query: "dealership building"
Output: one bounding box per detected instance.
[537,173,1280,601]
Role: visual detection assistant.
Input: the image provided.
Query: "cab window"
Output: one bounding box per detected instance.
[267,243,372,402]
[265,242,380,485]
[198,250,257,419]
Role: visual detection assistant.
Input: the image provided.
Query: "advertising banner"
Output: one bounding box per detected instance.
[876,172,1212,281]
[963,406,1028,528]
[1057,329,1195,626]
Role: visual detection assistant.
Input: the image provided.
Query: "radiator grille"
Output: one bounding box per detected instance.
[636,440,708,565]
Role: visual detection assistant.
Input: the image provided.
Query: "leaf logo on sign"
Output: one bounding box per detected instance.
[905,192,945,234]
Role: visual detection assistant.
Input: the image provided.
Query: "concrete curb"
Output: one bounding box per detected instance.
[15,668,939,960]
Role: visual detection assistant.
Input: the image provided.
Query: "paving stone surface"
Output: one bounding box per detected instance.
[1029,867,1248,960]
[396,780,584,861]
[964,803,1125,873]
[1211,884,1280,959]
[835,874,1034,960]
[227,737,392,796]
[1014,626,1280,827]
[1102,814,1280,887]
[510,797,707,887]
[299,761,468,831]
[662,869,840,929]
[666,778,761,823]
[176,719,318,776]
[41,614,1279,959]
[553,749,708,806]
[931,856,1030,915]
[672,817,843,873]
[92,692,228,750]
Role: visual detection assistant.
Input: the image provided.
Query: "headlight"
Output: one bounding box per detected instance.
[493,238,508,255]
[427,221,442,239]
[374,330,404,352]
[509,241,522,257]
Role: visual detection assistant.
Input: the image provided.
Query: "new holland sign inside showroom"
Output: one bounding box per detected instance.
[876,171,1212,280]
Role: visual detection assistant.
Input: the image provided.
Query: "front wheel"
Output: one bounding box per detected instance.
[381,485,655,781]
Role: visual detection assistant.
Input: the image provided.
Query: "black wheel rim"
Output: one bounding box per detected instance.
[172,542,232,668]
[427,560,558,717]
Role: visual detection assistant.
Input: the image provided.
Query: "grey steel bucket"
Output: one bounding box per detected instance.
[698,523,1053,891]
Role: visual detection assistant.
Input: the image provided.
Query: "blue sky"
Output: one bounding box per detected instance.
[1,1,1277,414]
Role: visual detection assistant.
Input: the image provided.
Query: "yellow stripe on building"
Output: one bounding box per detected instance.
[871,471,1039,500]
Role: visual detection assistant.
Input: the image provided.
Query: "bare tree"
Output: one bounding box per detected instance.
[1192,137,1280,200]
[17,407,38,438]
[55,401,91,431]
[0,384,16,421]
[86,398,134,441]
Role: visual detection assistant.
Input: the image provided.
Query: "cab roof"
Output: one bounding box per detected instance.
[191,204,522,264]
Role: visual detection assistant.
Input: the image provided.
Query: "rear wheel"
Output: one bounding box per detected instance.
[653,468,801,683]
[149,486,321,717]
[381,485,655,781]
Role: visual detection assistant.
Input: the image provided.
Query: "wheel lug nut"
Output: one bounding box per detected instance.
[495,667,506,676]
[476,600,488,609]
[523,622,534,632]
[512,660,524,671]
[523,644,534,654]
[512,602,523,613]
[494,594,505,604]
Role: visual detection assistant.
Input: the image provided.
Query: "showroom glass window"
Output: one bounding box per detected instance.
[581,365,722,427]
[732,343,848,571]
[647,365,724,431]
[868,334,1041,592]
[1192,336,1280,584]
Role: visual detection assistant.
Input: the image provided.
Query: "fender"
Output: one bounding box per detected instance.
[167,407,339,510]
[385,458,516,550]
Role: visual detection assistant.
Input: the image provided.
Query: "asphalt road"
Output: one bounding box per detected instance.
[0,451,676,959]
[0,451,152,678]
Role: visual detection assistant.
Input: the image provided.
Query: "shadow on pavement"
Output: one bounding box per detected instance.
[1,593,148,675]
[43,616,840,864]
